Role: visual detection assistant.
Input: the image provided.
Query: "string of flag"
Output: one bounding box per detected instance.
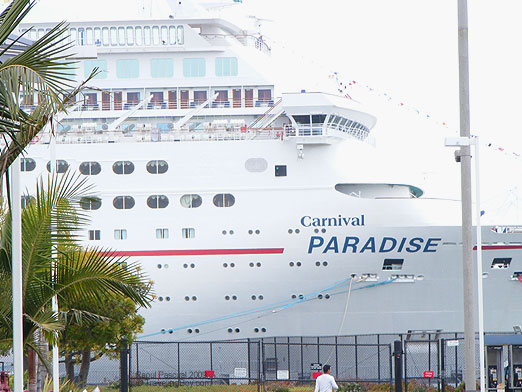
[261,34,522,162]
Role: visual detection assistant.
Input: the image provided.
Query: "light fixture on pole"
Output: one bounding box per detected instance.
[445,135,485,392]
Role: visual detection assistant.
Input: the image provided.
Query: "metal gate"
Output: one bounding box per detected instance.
[405,339,441,392]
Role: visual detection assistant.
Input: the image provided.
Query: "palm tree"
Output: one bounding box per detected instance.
[0,0,95,174]
[0,173,153,387]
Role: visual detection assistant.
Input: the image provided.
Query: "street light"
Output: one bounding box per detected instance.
[445,135,485,392]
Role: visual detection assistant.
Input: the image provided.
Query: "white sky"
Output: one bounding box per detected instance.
[23,0,522,223]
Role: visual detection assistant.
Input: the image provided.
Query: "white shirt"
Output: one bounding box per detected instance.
[314,373,338,392]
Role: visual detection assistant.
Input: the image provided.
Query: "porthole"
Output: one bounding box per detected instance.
[288,229,293,234]
[113,160,135,175]
[158,297,163,302]
[21,158,36,172]
[191,296,197,301]
[227,328,233,333]
[235,328,240,333]
[289,262,294,267]
[183,264,188,268]
[259,295,264,300]
[325,294,330,299]
[256,262,261,267]
[213,193,235,207]
[113,196,135,209]
[166,297,171,301]
[254,328,259,333]
[157,264,162,269]
[249,262,254,267]
[164,264,169,268]
[195,329,200,333]
[223,263,228,268]
[298,294,304,299]
[318,294,323,299]
[314,229,319,233]
[187,329,192,333]
[261,328,266,333]
[255,230,260,234]
[315,261,321,266]
[291,294,297,299]
[323,261,328,266]
[180,194,202,208]
[184,296,189,301]
[251,295,257,300]
[46,160,69,173]
[190,264,195,268]
[230,263,235,268]
[229,230,234,235]
[147,195,169,209]
[296,261,302,267]
[232,295,237,300]
[80,197,102,210]
[295,229,300,234]
[321,228,326,233]
[79,161,101,175]
[146,160,168,174]
[225,295,230,300]
[222,230,227,235]
[248,230,253,235]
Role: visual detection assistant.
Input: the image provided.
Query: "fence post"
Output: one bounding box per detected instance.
[120,338,129,392]
[440,339,445,392]
[394,340,403,392]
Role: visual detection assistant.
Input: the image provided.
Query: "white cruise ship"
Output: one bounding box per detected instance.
[15,0,522,341]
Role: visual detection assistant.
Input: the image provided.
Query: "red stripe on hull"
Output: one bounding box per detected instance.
[473,245,522,250]
[101,248,285,257]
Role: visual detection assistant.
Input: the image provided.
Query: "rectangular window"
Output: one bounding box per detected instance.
[114,229,127,240]
[152,26,160,45]
[144,26,151,45]
[102,92,111,110]
[117,59,139,78]
[84,59,107,79]
[168,90,177,109]
[151,58,174,78]
[94,27,102,45]
[193,90,207,104]
[180,90,189,108]
[183,58,206,77]
[84,93,97,110]
[150,92,164,109]
[169,26,177,45]
[382,259,404,271]
[215,57,238,76]
[110,27,117,46]
[156,228,169,239]
[491,258,511,269]
[182,228,195,239]
[245,88,253,107]
[275,165,287,177]
[102,27,109,46]
[126,92,140,109]
[258,89,272,101]
[126,27,134,45]
[114,91,123,110]
[135,26,143,46]
[89,230,101,241]
[233,89,241,108]
[85,28,93,45]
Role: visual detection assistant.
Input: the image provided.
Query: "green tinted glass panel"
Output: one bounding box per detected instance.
[116,59,139,78]
[84,60,107,79]
[183,58,205,77]
[151,58,174,78]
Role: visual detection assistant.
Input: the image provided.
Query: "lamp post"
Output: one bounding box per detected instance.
[445,135,485,392]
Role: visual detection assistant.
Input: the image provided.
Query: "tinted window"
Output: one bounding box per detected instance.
[146,160,168,174]
[80,197,102,210]
[180,194,202,208]
[213,193,235,207]
[147,195,169,209]
[46,160,69,173]
[21,158,36,172]
[79,161,101,175]
[113,161,135,175]
[113,196,135,209]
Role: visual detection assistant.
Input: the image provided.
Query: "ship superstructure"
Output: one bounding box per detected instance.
[15,0,522,341]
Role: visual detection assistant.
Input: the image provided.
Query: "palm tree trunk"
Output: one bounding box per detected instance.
[78,349,91,388]
[65,353,75,384]
[27,347,37,392]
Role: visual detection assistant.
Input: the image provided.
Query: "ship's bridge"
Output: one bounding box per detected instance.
[281,92,377,145]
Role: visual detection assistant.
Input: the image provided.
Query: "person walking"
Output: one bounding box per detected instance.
[315,364,339,392]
